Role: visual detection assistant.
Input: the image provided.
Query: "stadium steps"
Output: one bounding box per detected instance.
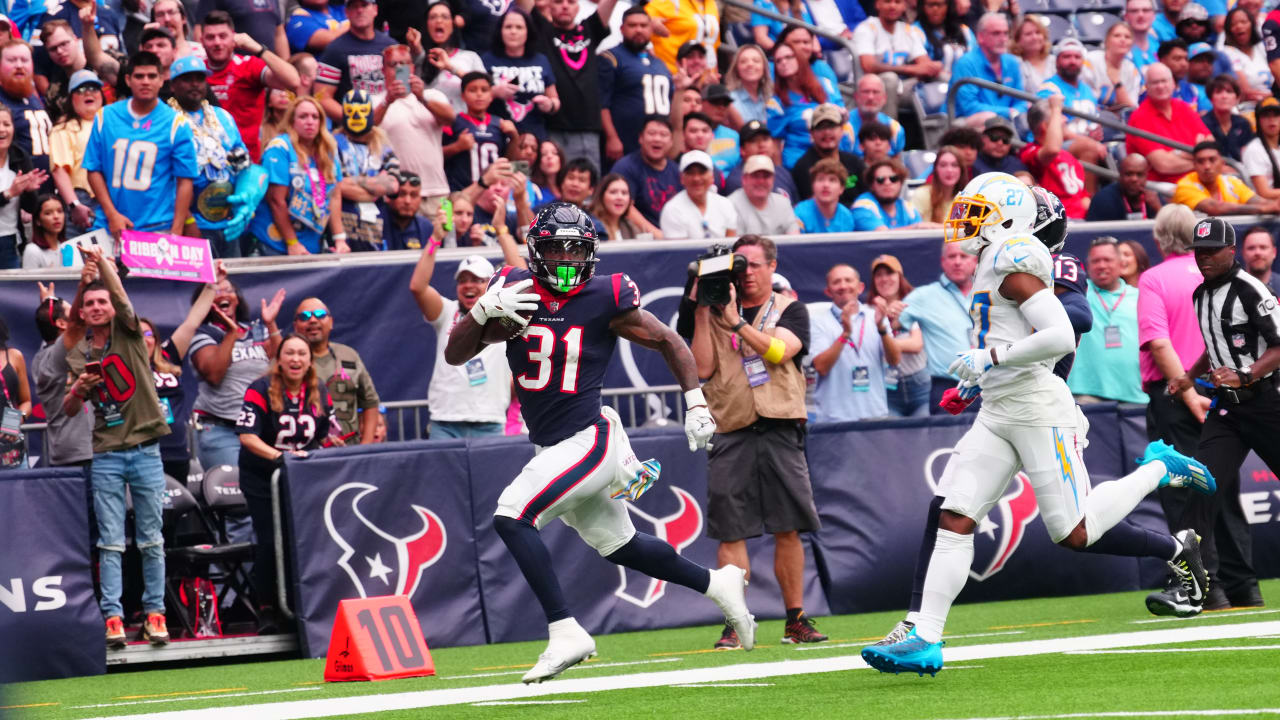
[106,633,299,667]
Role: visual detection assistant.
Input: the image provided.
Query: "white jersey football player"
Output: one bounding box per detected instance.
[861,172,1218,677]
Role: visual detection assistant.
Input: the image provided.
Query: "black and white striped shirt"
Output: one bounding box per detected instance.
[1193,265,1280,377]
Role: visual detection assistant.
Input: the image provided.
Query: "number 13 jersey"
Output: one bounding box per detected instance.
[494,266,641,447]
[82,100,198,232]
[969,234,1075,426]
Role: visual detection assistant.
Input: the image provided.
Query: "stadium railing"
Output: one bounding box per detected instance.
[944,75,1251,186]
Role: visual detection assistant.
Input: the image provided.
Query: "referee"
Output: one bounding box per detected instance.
[1157,218,1280,613]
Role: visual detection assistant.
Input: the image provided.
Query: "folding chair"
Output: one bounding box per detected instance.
[173,465,258,627]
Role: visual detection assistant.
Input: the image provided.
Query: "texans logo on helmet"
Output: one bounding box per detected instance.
[924,448,1041,581]
[324,483,448,599]
[615,486,704,608]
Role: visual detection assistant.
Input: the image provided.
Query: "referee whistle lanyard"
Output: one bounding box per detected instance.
[1091,283,1128,324]
[831,303,867,352]
[731,294,775,354]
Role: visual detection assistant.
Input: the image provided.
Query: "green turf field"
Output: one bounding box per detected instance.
[7,582,1280,720]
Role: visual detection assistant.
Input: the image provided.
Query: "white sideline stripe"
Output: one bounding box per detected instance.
[471,700,586,706]
[70,688,321,710]
[84,621,1280,720]
[671,683,776,688]
[797,631,1025,651]
[451,657,681,680]
[1131,608,1280,624]
[1065,645,1280,654]
[937,710,1280,720]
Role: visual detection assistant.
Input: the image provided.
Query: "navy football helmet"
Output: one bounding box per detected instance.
[527,202,599,293]
[1030,186,1068,253]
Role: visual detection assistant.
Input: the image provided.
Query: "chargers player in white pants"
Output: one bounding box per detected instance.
[861,173,1217,676]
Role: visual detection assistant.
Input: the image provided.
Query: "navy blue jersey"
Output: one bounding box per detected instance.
[236,376,334,478]
[445,112,507,191]
[1051,251,1093,381]
[598,44,672,156]
[0,90,51,177]
[494,266,641,446]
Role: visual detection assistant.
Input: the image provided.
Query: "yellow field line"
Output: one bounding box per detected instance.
[115,687,247,700]
[294,681,326,686]
[988,619,1096,630]
[0,702,59,709]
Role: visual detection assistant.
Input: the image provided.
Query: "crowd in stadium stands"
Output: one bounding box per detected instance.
[9,0,1280,638]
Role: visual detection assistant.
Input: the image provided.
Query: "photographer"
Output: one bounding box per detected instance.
[63,248,172,649]
[681,235,826,649]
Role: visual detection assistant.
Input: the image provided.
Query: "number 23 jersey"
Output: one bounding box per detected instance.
[82,100,198,232]
[494,266,641,447]
[969,234,1075,426]
[236,377,335,475]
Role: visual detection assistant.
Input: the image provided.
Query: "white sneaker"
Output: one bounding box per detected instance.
[705,565,756,651]
[521,618,597,684]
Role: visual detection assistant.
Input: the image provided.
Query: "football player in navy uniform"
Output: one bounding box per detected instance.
[237,333,337,631]
[445,202,755,683]
[1030,186,1094,381]
[600,7,673,162]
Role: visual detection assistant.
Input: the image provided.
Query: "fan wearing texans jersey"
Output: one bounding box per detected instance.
[444,202,755,685]
[444,72,518,192]
[236,334,335,627]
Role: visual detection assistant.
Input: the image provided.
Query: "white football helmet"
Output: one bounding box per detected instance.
[944,172,1037,255]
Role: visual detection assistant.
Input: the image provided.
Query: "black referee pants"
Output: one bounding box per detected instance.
[1177,391,1280,597]
[1145,384,1255,597]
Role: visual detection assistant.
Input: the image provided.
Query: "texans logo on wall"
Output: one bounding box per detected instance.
[923,447,1040,581]
[323,482,448,599]
[615,486,704,608]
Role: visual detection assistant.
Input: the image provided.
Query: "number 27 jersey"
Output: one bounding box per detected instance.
[494,266,641,447]
[82,100,198,232]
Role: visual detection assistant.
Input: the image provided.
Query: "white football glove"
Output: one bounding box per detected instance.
[469,276,540,328]
[684,388,716,451]
[957,380,981,401]
[948,348,995,384]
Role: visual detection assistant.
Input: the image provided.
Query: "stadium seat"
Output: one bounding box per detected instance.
[1022,0,1055,13]
[159,474,252,638]
[1045,0,1083,15]
[178,465,259,623]
[1036,13,1076,43]
[1080,0,1125,11]
[1075,11,1121,43]
[901,149,937,184]
[728,21,754,47]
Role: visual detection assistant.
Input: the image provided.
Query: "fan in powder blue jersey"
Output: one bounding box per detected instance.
[83,51,197,237]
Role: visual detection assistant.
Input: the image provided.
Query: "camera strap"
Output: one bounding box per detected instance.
[734,294,776,355]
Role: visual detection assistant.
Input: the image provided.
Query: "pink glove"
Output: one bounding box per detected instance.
[939,387,977,415]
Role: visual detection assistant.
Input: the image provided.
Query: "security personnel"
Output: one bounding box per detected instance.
[291,297,381,444]
[1159,218,1280,611]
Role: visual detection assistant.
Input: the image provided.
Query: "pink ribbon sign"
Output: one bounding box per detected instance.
[119,230,215,283]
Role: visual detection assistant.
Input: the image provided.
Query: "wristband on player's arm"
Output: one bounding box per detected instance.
[684,387,707,409]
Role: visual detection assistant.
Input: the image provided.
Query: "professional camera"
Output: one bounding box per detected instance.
[687,244,747,307]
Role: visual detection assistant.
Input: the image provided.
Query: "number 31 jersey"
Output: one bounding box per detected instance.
[968,234,1075,426]
[82,100,198,232]
[236,376,335,476]
[494,266,641,447]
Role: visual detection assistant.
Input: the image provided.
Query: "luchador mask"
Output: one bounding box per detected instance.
[342,89,373,134]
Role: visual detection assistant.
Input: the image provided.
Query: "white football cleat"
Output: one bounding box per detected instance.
[705,564,756,651]
[521,618,597,684]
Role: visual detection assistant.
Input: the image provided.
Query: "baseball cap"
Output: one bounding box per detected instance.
[677,41,706,60]
[809,103,844,130]
[1178,3,1209,22]
[1258,96,1280,115]
[739,120,771,143]
[983,115,1015,136]
[455,254,496,281]
[1188,41,1215,59]
[1054,37,1086,56]
[772,273,792,292]
[871,254,903,275]
[1189,217,1236,250]
[68,69,103,92]
[743,154,775,175]
[679,150,714,172]
[702,83,731,104]
[170,55,209,79]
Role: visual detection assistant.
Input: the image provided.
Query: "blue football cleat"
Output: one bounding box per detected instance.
[861,627,944,677]
[1137,440,1216,495]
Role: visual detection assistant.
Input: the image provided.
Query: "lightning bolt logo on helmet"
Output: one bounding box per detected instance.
[324,482,447,599]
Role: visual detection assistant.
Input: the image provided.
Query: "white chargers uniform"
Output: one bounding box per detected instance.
[937,234,1090,542]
